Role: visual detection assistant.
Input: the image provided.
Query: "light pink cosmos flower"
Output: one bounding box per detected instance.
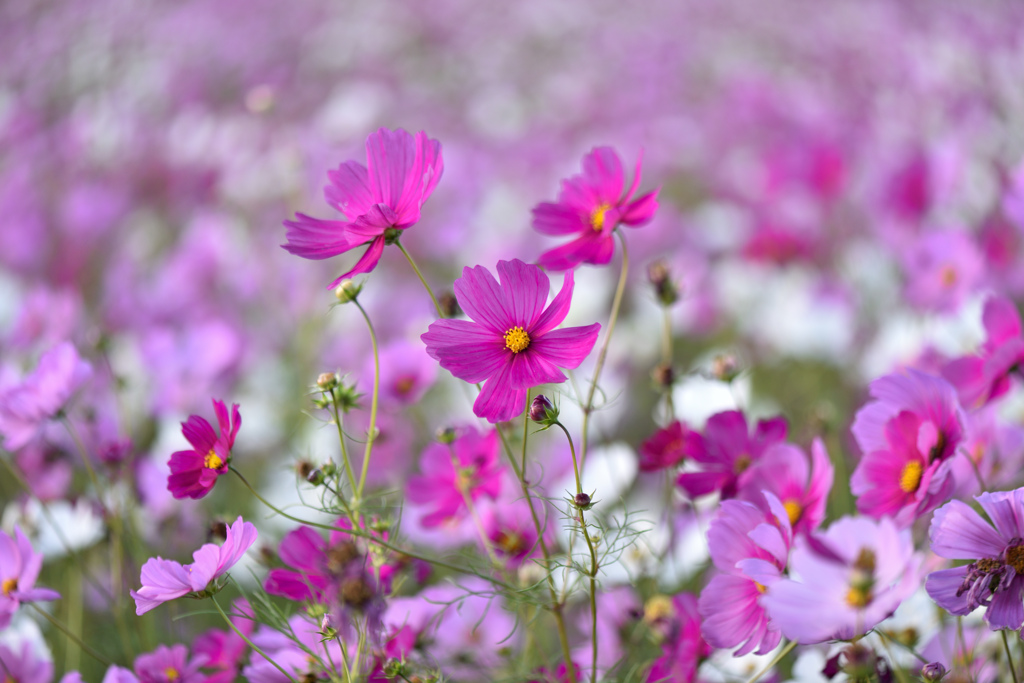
[282,127,443,288]
[943,295,1024,408]
[421,259,600,423]
[532,147,659,271]
[134,644,206,683]
[131,516,257,615]
[0,641,53,683]
[0,526,60,629]
[740,438,834,536]
[167,398,241,500]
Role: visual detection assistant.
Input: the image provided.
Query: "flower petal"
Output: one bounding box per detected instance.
[454,264,511,333]
[537,232,614,271]
[281,213,356,260]
[531,270,575,337]
[327,234,386,289]
[473,362,527,423]
[930,498,1006,559]
[497,259,549,329]
[325,160,374,219]
[421,320,507,383]
[529,324,600,370]
[531,202,587,236]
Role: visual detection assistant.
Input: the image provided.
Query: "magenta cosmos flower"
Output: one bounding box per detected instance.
[131,516,257,615]
[0,526,60,629]
[421,259,600,423]
[944,295,1024,408]
[282,127,443,288]
[167,398,240,500]
[532,147,659,271]
[925,488,1024,630]
[740,438,834,536]
[134,644,206,683]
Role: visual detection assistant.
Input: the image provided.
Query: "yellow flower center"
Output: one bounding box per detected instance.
[164,668,180,681]
[204,449,224,470]
[494,530,525,556]
[590,203,611,231]
[783,499,803,526]
[845,586,873,608]
[504,326,530,353]
[899,460,923,493]
[643,594,675,622]
[1007,545,1024,574]
[1,577,17,596]
[733,454,752,474]
[754,581,767,594]
[940,264,958,287]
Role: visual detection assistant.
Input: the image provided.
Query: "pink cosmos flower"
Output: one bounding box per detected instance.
[698,493,792,656]
[925,488,1024,630]
[480,499,543,569]
[902,229,983,314]
[943,295,1024,408]
[134,644,206,683]
[282,127,443,288]
[676,410,787,500]
[0,526,60,629]
[406,427,503,528]
[0,641,53,683]
[421,259,600,423]
[645,593,709,683]
[167,398,240,500]
[130,516,257,615]
[0,342,92,451]
[532,147,659,271]
[850,369,964,527]
[761,516,920,644]
[637,420,697,472]
[740,438,834,536]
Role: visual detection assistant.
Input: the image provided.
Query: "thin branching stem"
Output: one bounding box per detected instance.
[352,299,380,501]
[396,241,444,318]
[212,596,298,683]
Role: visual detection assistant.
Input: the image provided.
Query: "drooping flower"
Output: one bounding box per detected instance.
[131,516,257,615]
[924,488,1024,630]
[943,295,1024,408]
[532,147,659,271]
[638,420,697,472]
[282,127,443,288]
[133,644,206,683]
[740,438,834,536]
[167,398,240,500]
[421,259,600,423]
[0,342,92,451]
[0,526,61,629]
[850,369,964,527]
[406,427,503,528]
[761,516,920,643]
[676,410,787,500]
[698,492,792,656]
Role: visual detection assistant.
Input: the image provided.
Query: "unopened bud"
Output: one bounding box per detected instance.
[306,468,325,486]
[651,363,675,389]
[574,492,591,508]
[317,372,338,390]
[438,291,461,319]
[334,279,362,303]
[208,520,228,542]
[647,260,679,306]
[319,612,338,641]
[436,427,457,444]
[920,662,947,682]
[711,354,740,383]
[529,395,559,426]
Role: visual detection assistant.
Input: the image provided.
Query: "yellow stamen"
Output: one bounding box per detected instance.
[845,586,873,608]
[204,449,224,470]
[164,668,180,681]
[643,594,675,622]
[494,530,525,556]
[1007,546,1024,574]
[899,460,923,493]
[1,577,17,596]
[940,264,958,287]
[783,499,803,526]
[590,203,611,232]
[754,581,767,594]
[503,326,530,353]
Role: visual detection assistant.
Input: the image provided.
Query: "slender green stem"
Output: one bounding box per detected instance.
[873,628,928,664]
[521,388,532,475]
[660,306,675,419]
[336,635,353,683]
[448,445,501,566]
[1005,630,1021,683]
[212,596,298,683]
[329,399,359,494]
[30,603,112,667]
[352,300,380,500]
[396,241,443,318]
[960,446,987,493]
[60,417,107,513]
[580,232,629,469]
[230,467,517,592]
[744,639,796,683]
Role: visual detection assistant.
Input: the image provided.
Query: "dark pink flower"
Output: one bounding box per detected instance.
[130,517,257,615]
[676,410,787,500]
[943,295,1024,408]
[0,527,60,629]
[282,127,443,288]
[480,500,542,569]
[532,147,658,271]
[167,398,240,500]
[645,593,709,683]
[406,427,503,528]
[638,420,696,472]
[421,259,600,423]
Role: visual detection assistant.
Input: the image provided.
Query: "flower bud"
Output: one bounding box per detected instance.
[296,459,316,480]
[529,394,559,427]
[317,372,338,390]
[306,468,325,486]
[920,662,947,682]
[647,260,679,306]
[651,362,674,390]
[438,291,461,319]
[319,612,338,641]
[711,354,740,383]
[334,279,362,303]
[436,426,457,444]
[574,492,591,507]
[208,520,228,542]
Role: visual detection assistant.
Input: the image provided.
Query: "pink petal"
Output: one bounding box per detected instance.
[620,189,659,226]
[929,498,1006,559]
[529,324,600,369]
[421,320,507,383]
[281,213,356,260]
[473,362,527,423]
[537,232,614,271]
[580,147,625,203]
[531,202,587,236]
[506,350,565,390]
[181,415,217,453]
[327,234,386,289]
[530,270,575,337]
[325,160,374,219]
[496,259,549,328]
[454,265,511,333]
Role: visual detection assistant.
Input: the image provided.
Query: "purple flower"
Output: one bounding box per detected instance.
[532,147,659,271]
[167,398,241,500]
[130,516,257,615]
[0,641,53,683]
[0,526,60,629]
[850,369,964,527]
[421,259,600,423]
[761,516,920,643]
[134,644,206,683]
[676,410,787,500]
[0,342,92,451]
[282,127,443,288]
[943,295,1024,408]
[739,438,834,536]
[406,427,503,528]
[925,488,1024,630]
[901,229,983,314]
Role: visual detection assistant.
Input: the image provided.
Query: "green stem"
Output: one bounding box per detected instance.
[580,231,629,469]
[212,596,298,683]
[336,635,353,683]
[330,399,359,494]
[30,603,111,667]
[396,241,443,318]
[744,639,796,683]
[352,299,380,501]
[1005,630,1021,683]
[661,306,675,419]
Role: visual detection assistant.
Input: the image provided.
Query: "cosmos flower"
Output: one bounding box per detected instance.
[167,398,241,500]
[925,488,1024,630]
[532,147,659,271]
[0,526,60,629]
[943,295,1024,408]
[637,420,696,472]
[131,517,257,615]
[421,259,600,423]
[0,641,54,683]
[133,645,206,683]
[282,127,443,288]
[740,438,834,536]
